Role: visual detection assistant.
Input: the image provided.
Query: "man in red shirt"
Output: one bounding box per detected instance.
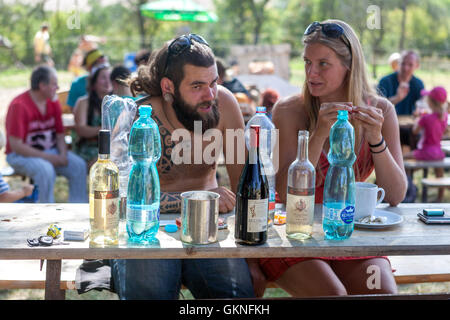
[5,65,87,203]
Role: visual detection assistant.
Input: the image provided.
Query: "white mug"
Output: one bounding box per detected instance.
[354,182,385,221]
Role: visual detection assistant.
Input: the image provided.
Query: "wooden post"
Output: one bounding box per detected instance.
[44,260,65,300]
[422,168,429,203]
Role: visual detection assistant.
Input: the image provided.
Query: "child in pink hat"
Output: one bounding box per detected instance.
[410,86,448,201]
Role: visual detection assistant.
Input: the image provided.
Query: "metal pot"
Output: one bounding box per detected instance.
[180,191,220,244]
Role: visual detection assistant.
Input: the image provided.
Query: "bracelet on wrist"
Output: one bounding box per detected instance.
[368,136,384,148]
[370,143,388,154]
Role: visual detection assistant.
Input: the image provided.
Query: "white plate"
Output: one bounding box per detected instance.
[354,209,403,229]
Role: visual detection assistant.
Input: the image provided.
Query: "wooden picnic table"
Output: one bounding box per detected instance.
[1,202,450,300]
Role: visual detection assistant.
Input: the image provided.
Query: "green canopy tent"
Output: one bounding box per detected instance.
[140,0,218,23]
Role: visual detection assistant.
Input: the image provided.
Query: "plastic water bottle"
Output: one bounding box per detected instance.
[322,110,356,240]
[126,105,162,243]
[245,107,276,226]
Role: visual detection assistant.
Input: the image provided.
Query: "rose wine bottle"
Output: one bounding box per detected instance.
[286,130,316,240]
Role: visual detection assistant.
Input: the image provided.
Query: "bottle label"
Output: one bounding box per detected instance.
[93,190,119,230]
[340,206,355,224]
[323,205,354,224]
[247,198,269,232]
[269,190,276,212]
[286,193,315,225]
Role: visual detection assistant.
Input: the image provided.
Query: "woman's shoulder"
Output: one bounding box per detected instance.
[272,94,307,131]
[73,95,88,114]
[273,94,305,118]
[75,95,89,106]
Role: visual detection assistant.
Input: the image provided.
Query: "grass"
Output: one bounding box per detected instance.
[0,67,74,90]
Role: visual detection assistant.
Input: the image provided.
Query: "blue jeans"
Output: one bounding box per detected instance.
[7,149,88,203]
[110,258,255,300]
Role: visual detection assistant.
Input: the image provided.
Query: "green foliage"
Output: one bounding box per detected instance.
[0,0,449,69]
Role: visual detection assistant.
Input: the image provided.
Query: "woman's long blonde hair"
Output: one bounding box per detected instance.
[302,19,378,150]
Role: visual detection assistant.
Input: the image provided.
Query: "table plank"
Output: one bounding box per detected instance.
[1,203,450,260]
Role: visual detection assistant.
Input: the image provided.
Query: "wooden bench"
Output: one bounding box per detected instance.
[403,157,450,202]
[57,90,75,148]
[1,256,450,296]
[404,157,450,173]
[440,140,450,156]
[421,177,450,203]
[57,90,72,115]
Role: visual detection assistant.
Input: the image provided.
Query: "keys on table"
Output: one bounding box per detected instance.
[27,235,69,247]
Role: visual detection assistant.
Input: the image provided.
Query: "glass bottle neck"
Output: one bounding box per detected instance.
[296,133,309,161]
[98,153,110,161]
[249,145,260,164]
[249,126,261,164]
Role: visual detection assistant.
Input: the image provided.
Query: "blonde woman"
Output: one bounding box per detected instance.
[248,20,407,297]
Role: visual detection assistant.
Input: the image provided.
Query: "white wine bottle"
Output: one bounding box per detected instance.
[286,130,315,240]
[89,130,120,247]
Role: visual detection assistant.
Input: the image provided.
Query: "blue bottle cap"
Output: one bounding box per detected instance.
[165,224,178,233]
[337,110,348,120]
[139,105,152,115]
[256,106,266,113]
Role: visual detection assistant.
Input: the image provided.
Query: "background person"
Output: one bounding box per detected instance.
[73,64,112,168]
[378,50,424,116]
[33,23,54,67]
[66,49,108,110]
[388,52,401,72]
[378,50,425,150]
[68,35,106,76]
[216,58,250,97]
[0,131,34,203]
[5,66,87,203]
[110,65,135,100]
[406,86,448,202]
[134,49,151,68]
[261,88,280,119]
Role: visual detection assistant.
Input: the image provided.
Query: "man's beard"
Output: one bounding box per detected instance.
[171,88,220,134]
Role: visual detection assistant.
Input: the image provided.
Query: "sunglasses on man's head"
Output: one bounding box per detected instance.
[164,34,209,75]
[304,21,351,49]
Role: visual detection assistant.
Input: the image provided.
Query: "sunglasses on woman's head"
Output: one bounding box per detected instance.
[304,21,351,50]
[164,34,209,75]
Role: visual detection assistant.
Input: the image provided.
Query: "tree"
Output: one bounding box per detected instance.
[213,0,271,45]
[126,0,161,50]
[399,0,408,50]
[248,0,270,44]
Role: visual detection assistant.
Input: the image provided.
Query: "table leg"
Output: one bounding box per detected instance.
[422,168,429,203]
[44,260,65,300]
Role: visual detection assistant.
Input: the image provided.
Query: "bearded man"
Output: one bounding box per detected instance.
[110,34,255,300]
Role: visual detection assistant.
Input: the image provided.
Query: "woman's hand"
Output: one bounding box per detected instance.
[351,104,384,146]
[314,102,353,140]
